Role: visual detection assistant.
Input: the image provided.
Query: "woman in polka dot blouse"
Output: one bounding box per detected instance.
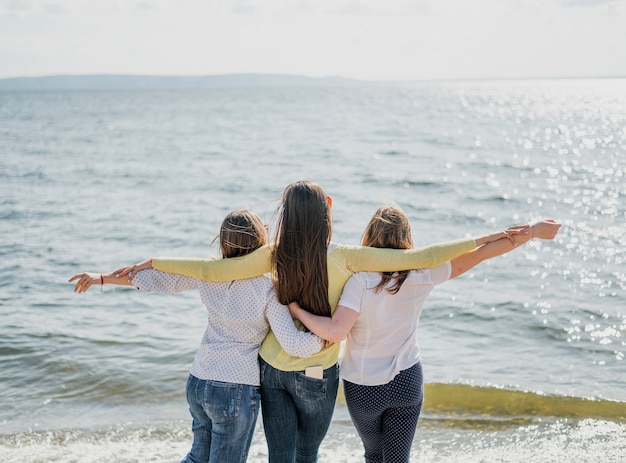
[70,210,324,463]
[289,205,561,463]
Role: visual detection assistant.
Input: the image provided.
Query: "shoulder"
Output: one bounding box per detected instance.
[330,242,357,252]
[235,274,274,287]
[247,275,277,299]
[346,271,380,291]
[408,262,451,284]
[351,271,379,283]
[329,242,361,261]
[214,275,274,293]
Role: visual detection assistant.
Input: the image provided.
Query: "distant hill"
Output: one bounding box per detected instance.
[0,74,365,90]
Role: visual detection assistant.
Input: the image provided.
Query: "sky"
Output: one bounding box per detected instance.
[1,0,625,81]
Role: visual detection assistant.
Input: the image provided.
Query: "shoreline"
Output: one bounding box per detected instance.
[2,414,624,463]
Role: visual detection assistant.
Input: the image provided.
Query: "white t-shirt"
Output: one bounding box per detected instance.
[133,269,322,386]
[338,262,451,386]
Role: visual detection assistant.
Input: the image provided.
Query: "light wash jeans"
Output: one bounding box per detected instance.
[180,374,260,463]
[259,358,340,463]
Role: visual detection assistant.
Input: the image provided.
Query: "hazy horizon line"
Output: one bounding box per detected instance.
[0,72,624,90]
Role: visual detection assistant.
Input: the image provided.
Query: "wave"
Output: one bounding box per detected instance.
[423,383,626,422]
[337,382,626,422]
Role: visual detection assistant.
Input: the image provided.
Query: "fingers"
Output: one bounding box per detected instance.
[502,230,515,245]
[503,226,529,245]
[69,273,87,293]
[504,220,562,242]
[114,262,146,278]
[76,278,91,293]
[506,228,528,235]
[126,266,138,281]
[116,259,152,277]
[73,278,86,293]
[69,272,95,293]
[114,266,131,277]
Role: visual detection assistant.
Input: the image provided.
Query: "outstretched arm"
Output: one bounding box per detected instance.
[69,271,135,293]
[114,245,273,282]
[450,220,561,279]
[344,225,530,274]
[113,258,154,279]
[288,302,359,343]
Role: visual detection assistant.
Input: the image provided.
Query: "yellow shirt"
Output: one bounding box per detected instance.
[153,238,475,371]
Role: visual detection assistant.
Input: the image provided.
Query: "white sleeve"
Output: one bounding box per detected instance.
[265,292,324,358]
[133,269,200,293]
[428,262,452,286]
[337,273,366,313]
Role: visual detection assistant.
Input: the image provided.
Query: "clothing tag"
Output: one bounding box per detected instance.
[304,366,323,379]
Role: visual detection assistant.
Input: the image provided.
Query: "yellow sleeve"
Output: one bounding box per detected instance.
[339,238,476,273]
[152,245,272,282]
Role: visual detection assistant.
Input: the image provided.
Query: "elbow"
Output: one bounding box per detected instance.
[325,333,346,343]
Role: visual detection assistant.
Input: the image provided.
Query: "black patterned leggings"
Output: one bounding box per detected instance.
[343,362,423,463]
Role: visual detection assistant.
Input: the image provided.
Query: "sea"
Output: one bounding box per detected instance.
[1,78,625,462]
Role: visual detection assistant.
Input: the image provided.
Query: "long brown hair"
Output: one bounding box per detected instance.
[362,204,414,294]
[272,180,332,317]
[214,209,268,258]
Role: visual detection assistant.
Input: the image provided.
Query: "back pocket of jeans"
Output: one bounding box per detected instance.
[294,373,327,401]
[204,381,242,422]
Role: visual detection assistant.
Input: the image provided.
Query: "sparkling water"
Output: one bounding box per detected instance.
[1,78,625,462]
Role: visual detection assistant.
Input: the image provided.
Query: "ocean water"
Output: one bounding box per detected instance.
[1,78,625,462]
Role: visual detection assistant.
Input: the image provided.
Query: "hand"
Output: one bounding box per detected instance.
[288,301,302,319]
[502,225,529,244]
[531,220,562,240]
[480,226,528,246]
[69,272,101,293]
[113,258,153,281]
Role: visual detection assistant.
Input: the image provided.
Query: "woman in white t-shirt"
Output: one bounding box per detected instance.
[289,205,561,463]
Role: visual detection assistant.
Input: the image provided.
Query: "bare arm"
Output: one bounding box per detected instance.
[288,302,359,343]
[451,220,561,279]
[473,228,524,247]
[69,271,135,293]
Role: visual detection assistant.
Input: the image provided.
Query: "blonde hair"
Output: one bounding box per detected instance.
[361,204,413,294]
[214,210,268,259]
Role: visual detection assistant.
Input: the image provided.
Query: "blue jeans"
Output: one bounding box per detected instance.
[259,359,340,463]
[180,374,260,463]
